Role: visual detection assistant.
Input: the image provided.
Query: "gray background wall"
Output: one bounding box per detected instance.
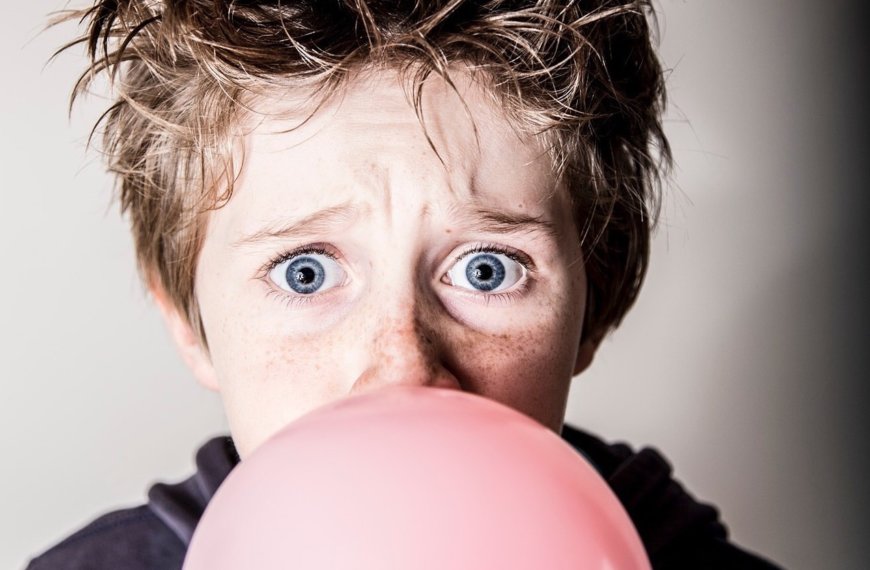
[2,2,867,568]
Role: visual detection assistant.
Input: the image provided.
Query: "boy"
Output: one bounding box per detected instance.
[29,0,782,568]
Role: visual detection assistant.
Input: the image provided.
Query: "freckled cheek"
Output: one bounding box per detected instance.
[448,316,579,427]
[215,325,346,400]
[208,319,359,455]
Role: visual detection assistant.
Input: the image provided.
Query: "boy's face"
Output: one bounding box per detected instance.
[158,69,595,458]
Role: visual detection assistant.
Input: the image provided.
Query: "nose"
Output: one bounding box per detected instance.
[350,309,462,395]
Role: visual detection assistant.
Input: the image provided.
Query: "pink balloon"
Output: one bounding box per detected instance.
[184,386,650,570]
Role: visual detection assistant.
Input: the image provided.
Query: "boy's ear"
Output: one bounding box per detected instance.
[149,280,221,393]
[573,330,603,376]
[573,287,604,376]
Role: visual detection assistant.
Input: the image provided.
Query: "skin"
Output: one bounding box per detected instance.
[153,67,599,458]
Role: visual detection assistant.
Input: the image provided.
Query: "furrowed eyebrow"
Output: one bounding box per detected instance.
[233,202,555,248]
[453,205,558,239]
[232,202,360,248]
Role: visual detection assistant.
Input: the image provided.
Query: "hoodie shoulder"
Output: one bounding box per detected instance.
[25,506,185,570]
[25,437,237,570]
[562,424,784,569]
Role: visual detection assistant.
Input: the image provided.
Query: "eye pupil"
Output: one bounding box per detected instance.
[295,266,316,284]
[465,253,505,292]
[474,265,494,281]
[285,256,326,294]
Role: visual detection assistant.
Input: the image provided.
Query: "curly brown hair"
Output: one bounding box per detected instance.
[56,0,669,349]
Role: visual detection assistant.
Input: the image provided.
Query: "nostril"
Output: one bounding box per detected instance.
[349,357,461,395]
[432,369,463,391]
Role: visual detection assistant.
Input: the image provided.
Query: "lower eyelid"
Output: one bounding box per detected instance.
[265,288,311,308]
[263,283,344,309]
[442,276,533,303]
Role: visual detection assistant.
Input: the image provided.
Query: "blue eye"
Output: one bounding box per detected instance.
[446,251,525,293]
[268,253,345,295]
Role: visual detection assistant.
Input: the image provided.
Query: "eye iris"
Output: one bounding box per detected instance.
[285,256,325,294]
[465,254,505,292]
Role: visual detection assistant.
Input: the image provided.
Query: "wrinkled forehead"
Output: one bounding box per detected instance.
[210,66,570,242]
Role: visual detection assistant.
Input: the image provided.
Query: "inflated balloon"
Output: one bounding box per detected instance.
[183,386,650,569]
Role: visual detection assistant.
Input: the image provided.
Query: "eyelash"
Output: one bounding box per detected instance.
[259,242,534,306]
[264,287,321,309]
[449,242,534,304]
[257,244,341,309]
[261,244,338,276]
[452,242,534,272]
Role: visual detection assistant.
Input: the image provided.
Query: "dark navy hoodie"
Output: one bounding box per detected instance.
[25,425,783,569]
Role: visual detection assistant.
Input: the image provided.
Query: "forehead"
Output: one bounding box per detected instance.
[223,68,564,231]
